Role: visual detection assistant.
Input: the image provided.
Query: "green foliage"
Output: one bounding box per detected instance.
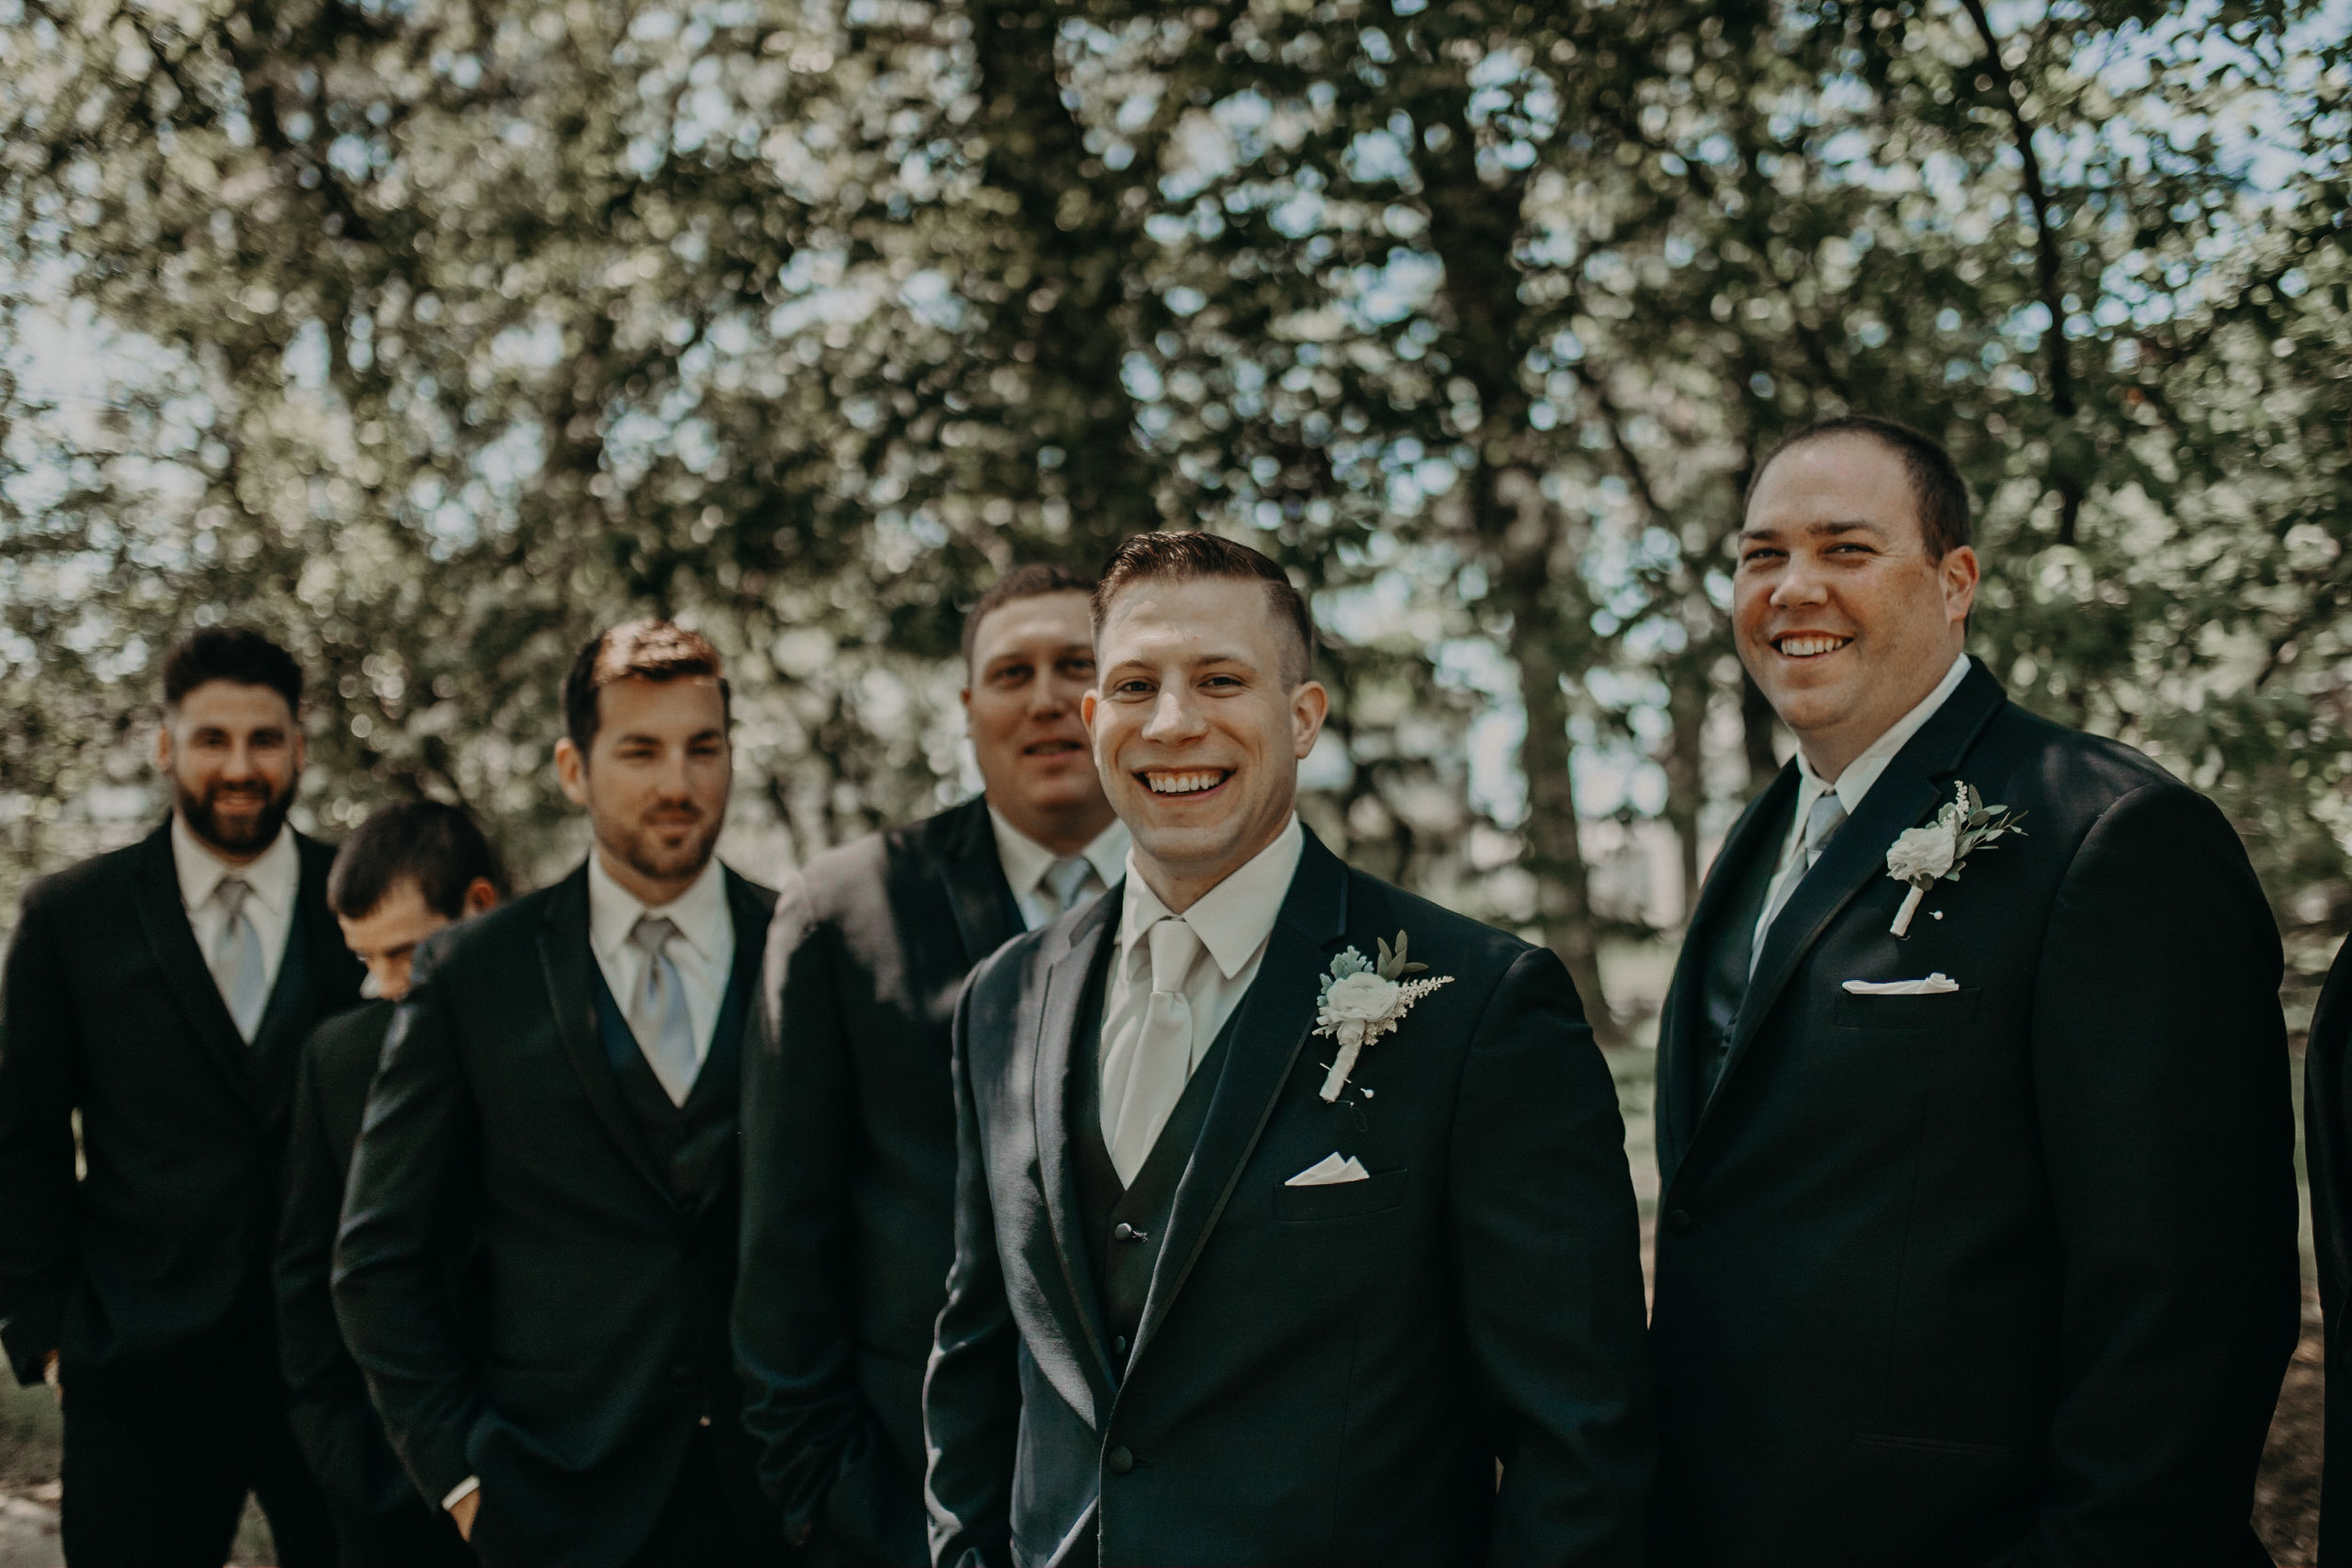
[2,0,2347,1021]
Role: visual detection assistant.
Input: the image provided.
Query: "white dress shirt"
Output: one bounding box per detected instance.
[1752,652,1973,957]
[586,851,735,1069]
[1099,815,1304,1087]
[988,806,1130,932]
[172,813,299,1009]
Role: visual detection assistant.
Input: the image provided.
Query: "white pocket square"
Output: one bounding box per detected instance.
[1842,973,1961,995]
[1285,1153,1370,1187]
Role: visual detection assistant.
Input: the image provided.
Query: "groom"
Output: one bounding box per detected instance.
[1648,416,2297,1565]
[923,531,1652,1567]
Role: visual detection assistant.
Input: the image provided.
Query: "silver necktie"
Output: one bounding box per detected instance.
[1101,917,1203,1186]
[1043,856,1093,917]
[626,915,701,1105]
[1752,791,1850,975]
[211,877,268,1042]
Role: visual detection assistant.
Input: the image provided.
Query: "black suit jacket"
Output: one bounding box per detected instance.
[1649,660,2298,1567]
[737,795,1022,1565]
[925,830,1653,1568]
[0,820,363,1388]
[2305,934,2352,1566]
[332,863,776,1568]
[278,999,482,1527]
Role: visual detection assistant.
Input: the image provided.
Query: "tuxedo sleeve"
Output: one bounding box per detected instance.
[2006,782,2298,1566]
[1449,946,1653,1567]
[921,973,1022,1568]
[331,955,483,1509]
[736,876,924,1564]
[0,883,75,1385]
[2306,935,2352,1565]
[275,1029,381,1515]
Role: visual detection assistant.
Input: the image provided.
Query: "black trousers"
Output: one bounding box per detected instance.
[618,1429,788,1568]
[331,1497,477,1568]
[60,1354,337,1568]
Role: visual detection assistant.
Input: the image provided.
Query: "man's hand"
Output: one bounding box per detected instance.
[40,1349,59,1405]
[449,1490,479,1541]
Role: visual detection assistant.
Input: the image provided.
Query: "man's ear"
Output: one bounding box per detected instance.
[1942,545,1981,626]
[461,877,500,917]
[554,736,589,808]
[153,723,173,774]
[1291,680,1330,759]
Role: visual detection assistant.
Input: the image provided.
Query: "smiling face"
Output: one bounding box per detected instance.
[1084,575,1327,911]
[962,590,1115,854]
[1735,434,1979,781]
[554,675,732,904]
[155,680,306,864]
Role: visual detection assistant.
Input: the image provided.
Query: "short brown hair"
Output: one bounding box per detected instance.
[961,562,1097,673]
[562,620,730,755]
[164,627,302,716]
[1747,414,1973,560]
[1093,531,1315,685]
[328,800,508,921]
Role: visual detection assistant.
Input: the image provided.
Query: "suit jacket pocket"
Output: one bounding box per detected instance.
[1273,1168,1407,1222]
[1834,987,1983,1031]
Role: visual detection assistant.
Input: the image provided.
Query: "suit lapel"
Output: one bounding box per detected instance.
[1125,832,1349,1379]
[1700,663,2010,1127]
[249,835,353,1117]
[939,797,1025,969]
[128,823,253,1103]
[535,865,673,1206]
[1031,895,1120,1418]
[1657,772,1794,1177]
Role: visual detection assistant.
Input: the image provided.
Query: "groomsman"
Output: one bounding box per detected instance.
[924,532,1652,1567]
[1648,416,2297,1565]
[2304,935,2352,1564]
[736,563,1125,1565]
[0,627,361,1567]
[334,622,787,1567]
[277,800,504,1567]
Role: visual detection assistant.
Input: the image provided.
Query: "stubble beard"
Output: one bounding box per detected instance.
[611,810,723,889]
[175,773,296,857]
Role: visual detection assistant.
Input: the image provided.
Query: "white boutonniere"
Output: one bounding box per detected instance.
[1314,930,1454,1102]
[1885,782,2026,937]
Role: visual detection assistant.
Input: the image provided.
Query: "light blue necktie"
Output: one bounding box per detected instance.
[211,877,268,1042]
[1750,791,1850,977]
[627,915,701,1105]
[1043,856,1093,917]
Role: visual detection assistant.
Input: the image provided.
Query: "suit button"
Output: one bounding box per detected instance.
[1105,1446,1134,1476]
[1665,1209,1694,1235]
[1113,1335,1128,1355]
[1112,1222,1140,1242]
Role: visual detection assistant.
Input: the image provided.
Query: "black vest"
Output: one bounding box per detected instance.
[1068,933,1244,1379]
[1700,811,1792,1099]
[591,953,751,1209]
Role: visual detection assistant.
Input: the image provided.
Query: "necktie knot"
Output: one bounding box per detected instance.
[1145,917,1200,996]
[1043,856,1092,915]
[215,876,252,920]
[1802,792,1849,865]
[628,914,681,958]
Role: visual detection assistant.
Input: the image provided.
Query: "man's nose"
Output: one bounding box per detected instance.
[1142,689,1205,741]
[218,740,258,780]
[652,748,695,798]
[1028,677,1071,718]
[1768,557,1831,608]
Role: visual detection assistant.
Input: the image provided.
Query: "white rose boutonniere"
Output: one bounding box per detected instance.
[1313,930,1454,1102]
[1886,782,2025,937]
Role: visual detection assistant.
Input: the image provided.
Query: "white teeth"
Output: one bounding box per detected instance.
[1145,770,1227,795]
[1776,636,1847,657]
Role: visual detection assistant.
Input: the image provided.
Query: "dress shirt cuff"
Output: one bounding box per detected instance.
[441,1475,481,1511]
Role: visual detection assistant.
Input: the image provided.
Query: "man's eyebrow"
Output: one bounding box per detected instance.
[1739,518,1887,541]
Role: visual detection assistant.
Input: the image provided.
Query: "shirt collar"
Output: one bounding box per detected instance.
[587,850,731,966]
[1796,653,1973,816]
[171,812,298,917]
[986,804,1131,900]
[1119,814,1304,981]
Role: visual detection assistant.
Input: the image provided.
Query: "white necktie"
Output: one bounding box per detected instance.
[211,877,268,1042]
[1751,791,1850,976]
[1101,917,1201,1186]
[627,915,701,1105]
[1044,856,1093,917]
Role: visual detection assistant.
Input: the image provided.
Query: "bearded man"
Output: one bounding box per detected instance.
[0,626,364,1567]
[334,622,787,1568]
[922,532,1652,1567]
